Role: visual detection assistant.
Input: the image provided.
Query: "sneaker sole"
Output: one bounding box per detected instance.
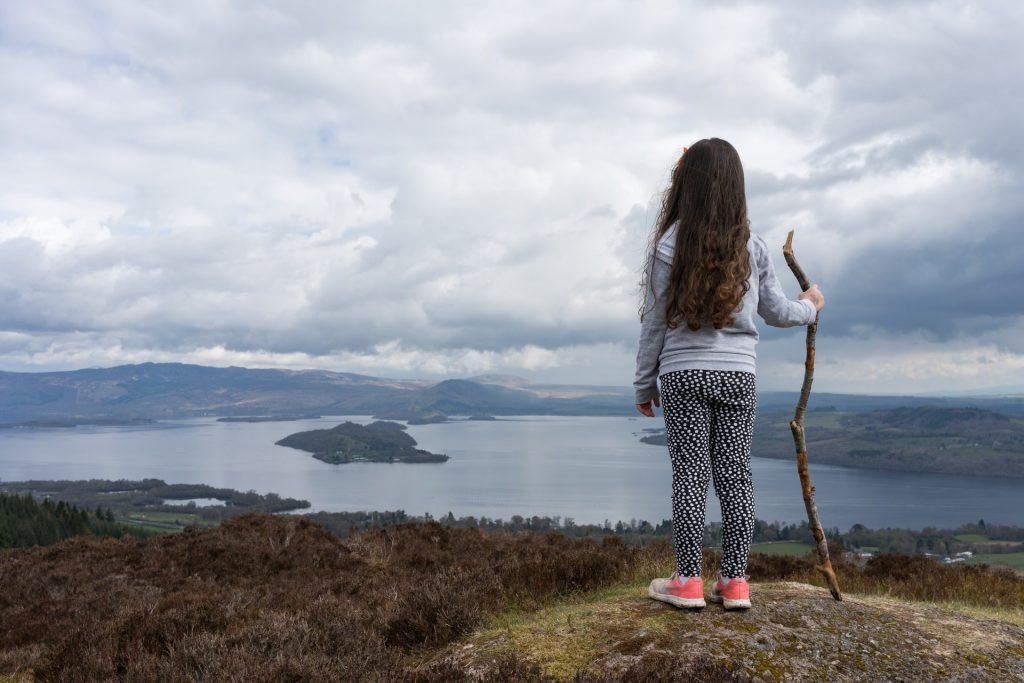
[708,594,751,610]
[647,587,706,609]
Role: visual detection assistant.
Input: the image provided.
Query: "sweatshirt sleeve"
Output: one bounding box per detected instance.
[633,253,670,404]
[753,234,817,328]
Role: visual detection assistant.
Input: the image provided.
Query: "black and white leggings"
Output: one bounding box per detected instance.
[660,369,757,578]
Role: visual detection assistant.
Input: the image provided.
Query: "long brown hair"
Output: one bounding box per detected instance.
[642,138,751,330]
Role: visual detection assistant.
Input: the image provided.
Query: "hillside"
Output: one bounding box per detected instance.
[3,362,1023,424]
[754,407,1024,477]
[0,363,421,422]
[0,363,631,422]
[640,406,1024,477]
[1,515,1021,681]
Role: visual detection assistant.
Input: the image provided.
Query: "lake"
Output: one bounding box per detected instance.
[0,415,1020,530]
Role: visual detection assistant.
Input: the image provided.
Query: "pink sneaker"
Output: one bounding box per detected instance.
[709,572,751,610]
[648,573,706,609]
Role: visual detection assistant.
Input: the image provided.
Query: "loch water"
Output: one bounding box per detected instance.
[0,415,1020,530]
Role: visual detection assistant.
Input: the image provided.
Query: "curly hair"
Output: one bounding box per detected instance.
[642,138,751,331]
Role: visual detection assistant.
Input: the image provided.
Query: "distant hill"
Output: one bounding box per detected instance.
[0,362,419,421]
[2,362,1023,423]
[0,362,631,422]
[374,378,550,422]
[842,405,1015,432]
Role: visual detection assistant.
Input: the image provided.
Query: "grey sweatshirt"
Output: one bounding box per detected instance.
[633,225,817,403]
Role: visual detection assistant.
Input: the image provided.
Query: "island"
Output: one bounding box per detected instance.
[275,421,449,464]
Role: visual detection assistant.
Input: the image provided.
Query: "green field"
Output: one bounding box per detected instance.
[966,552,1024,569]
[123,510,217,533]
[749,541,813,556]
[954,533,990,542]
[805,411,844,429]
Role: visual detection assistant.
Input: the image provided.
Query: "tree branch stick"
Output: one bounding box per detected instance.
[783,230,842,601]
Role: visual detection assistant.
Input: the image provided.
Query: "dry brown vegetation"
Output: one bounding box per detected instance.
[1,514,1021,682]
[741,543,1024,611]
[0,514,672,681]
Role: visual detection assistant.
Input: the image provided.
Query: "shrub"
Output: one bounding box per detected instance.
[1,514,662,680]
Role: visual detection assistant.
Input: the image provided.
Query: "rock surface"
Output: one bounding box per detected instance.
[431,581,1024,682]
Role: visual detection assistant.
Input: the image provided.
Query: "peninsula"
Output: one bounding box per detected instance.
[639,406,1024,478]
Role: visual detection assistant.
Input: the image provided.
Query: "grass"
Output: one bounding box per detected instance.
[124,510,214,527]
[478,580,661,679]
[122,510,218,534]
[933,601,1024,627]
[955,533,991,542]
[123,523,182,535]
[749,541,812,557]
[853,594,1024,628]
[0,674,32,682]
[967,552,1024,569]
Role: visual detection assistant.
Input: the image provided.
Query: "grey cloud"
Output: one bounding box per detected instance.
[1,1,1023,391]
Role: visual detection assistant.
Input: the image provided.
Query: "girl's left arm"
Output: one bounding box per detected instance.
[633,254,670,405]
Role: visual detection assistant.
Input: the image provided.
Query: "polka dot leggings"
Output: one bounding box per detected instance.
[660,369,757,578]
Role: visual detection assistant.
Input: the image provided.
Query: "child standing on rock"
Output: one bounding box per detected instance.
[634,138,825,610]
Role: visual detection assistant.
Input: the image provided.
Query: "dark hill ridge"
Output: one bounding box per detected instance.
[845,405,1012,431]
[374,379,548,422]
[0,362,421,421]
[0,362,631,422]
[2,362,1023,423]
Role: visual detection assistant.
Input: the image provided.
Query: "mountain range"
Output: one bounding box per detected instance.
[1,362,1022,423]
[0,363,630,423]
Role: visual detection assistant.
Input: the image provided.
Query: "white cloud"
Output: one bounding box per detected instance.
[1,1,1022,393]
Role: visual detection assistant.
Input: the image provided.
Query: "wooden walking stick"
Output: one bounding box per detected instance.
[782,230,843,601]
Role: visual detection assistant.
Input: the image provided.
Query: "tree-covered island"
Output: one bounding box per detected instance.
[275,420,448,464]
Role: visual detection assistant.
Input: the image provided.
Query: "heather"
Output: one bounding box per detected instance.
[0,514,665,681]
[1,514,1021,681]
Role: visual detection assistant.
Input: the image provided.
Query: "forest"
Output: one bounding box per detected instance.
[0,492,149,548]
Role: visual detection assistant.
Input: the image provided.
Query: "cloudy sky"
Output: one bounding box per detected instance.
[1,1,1022,394]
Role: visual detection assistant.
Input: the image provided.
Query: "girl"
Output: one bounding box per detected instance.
[634,138,824,610]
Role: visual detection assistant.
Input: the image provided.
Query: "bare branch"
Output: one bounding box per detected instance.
[783,230,842,602]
